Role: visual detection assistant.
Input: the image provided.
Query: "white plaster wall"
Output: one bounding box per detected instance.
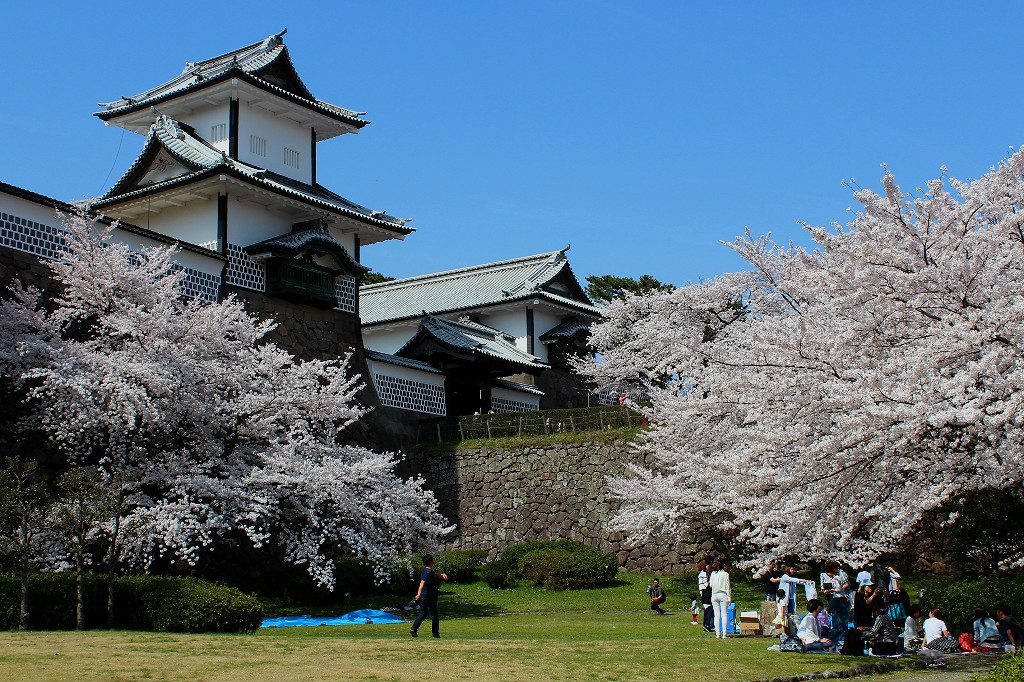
[362,322,420,353]
[238,103,312,183]
[479,308,529,352]
[530,308,565,363]
[142,199,217,247]
[227,196,292,245]
[184,103,230,154]
[492,386,541,410]
[0,190,222,279]
[327,226,356,258]
[366,360,445,389]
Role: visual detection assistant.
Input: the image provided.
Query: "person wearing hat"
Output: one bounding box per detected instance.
[854,582,882,628]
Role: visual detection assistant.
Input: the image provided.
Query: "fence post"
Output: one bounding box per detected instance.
[487,419,492,439]
[570,415,575,432]
[599,411,604,430]
[623,405,631,428]
[436,422,442,443]
[544,417,550,435]
[518,417,523,437]
[459,422,465,441]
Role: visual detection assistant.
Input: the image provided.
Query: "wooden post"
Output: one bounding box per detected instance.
[518,417,523,437]
[570,415,576,432]
[625,407,632,428]
[599,411,604,430]
[487,419,492,439]
[459,422,465,441]
[436,422,442,443]
[544,418,550,435]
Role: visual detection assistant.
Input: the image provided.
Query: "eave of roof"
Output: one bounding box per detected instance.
[399,315,546,371]
[361,290,603,328]
[493,378,544,396]
[244,226,369,274]
[364,349,444,375]
[93,163,413,236]
[539,317,591,343]
[0,179,224,261]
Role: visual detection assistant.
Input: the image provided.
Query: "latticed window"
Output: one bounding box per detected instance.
[250,134,267,157]
[372,372,446,415]
[283,147,300,168]
[210,124,227,144]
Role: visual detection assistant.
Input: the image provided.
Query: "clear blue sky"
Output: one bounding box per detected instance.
[3,1,1022,285]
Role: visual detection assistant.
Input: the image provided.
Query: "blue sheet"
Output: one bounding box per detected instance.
[261,609,406,628]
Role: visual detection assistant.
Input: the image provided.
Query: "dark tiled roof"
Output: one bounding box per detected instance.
[398,314,546,371]
[493,378,544,396]
[364,349,444,375]
[92,115,411,235]
[244,225,368,274]
[360,248,601,325]
[96,32,367,129]
[539,317,591,343]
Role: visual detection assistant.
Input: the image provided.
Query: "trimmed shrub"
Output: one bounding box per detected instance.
[520,547,619,590]
[0,572,262,632]
[981,651,1024,682]
[919,575,1024,633]
[499,540,599,572]
[481,558,517,589]
[439,550,487,583]
[114,576,263,633]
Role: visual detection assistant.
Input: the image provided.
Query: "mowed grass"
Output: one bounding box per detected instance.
[0,573,870,682]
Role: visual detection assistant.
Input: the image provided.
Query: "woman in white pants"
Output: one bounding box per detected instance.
[709,559,732,639]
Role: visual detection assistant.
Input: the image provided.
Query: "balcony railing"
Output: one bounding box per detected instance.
[265,259,335,306]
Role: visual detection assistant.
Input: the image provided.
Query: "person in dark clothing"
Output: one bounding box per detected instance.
[996,604,1023,652]
[863,603,900,655]
[697,559,714,632]
[761,561,781,601]
[854,583,881,628]
[646,578,667,615]
[411,554,448,638]
[886,581,910,623]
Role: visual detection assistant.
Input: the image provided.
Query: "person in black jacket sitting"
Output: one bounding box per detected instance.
[863,603,901,655]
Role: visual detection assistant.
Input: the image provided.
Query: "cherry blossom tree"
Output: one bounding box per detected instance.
[586,152,1024,567]
[0,211,450,588]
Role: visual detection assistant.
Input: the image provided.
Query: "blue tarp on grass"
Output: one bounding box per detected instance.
[261,609,406,628]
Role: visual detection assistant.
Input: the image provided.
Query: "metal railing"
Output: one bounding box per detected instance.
[416,405,644,445]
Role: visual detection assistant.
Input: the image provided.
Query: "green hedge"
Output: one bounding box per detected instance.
[919,575,1024,632]
[980,651,1024,682]
[483,540,620,590]
[438,550,488,583]
[0,573,263,632]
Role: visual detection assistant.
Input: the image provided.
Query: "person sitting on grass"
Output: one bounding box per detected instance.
[863,603,900,655]
[923,608,960,654]
[996,604,1022,653]
[903,604,923,652]
[410,554,448,639]
[797,599,834,652]
[646,578,666,615]
[973,607,1002,652]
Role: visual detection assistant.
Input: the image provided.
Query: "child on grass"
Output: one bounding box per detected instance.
[690,593,700,624]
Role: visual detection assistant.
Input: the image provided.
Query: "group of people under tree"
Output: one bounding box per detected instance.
[759,560,1023,656]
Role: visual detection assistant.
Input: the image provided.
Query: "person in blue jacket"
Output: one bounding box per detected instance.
[411,554,448,638]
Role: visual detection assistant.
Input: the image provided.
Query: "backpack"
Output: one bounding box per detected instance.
[841,628,864,656]
[958,633,975,652]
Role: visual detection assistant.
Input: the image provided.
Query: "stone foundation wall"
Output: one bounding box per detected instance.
[407,439,714,572]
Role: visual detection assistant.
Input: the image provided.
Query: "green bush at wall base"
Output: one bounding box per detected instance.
[919,575,1024,633]
[439,550,488,583]
[0,572,263,632]
[483,540,619,590]
[980,651,1024,682]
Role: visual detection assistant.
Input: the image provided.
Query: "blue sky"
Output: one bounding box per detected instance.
[3,1,1022,285]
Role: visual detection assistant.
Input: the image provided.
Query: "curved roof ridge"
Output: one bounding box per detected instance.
[361,247,570,291]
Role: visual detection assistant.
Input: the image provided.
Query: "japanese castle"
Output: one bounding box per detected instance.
[0,31,601,423]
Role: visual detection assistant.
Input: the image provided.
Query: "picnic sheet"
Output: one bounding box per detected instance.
[261,609,406,628]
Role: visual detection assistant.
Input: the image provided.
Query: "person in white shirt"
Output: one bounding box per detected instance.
[697,559,712,632]
[797,598,834,652]
[923,608,960,653]
[779,566,813,617]
[709,559,732,639]
[903,604,923,651]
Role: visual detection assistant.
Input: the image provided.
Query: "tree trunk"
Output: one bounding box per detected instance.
[19,563,29,631]
[75,550,84,630]
[106,508,120,628]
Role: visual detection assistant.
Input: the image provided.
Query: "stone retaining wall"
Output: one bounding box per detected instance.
[407,439,715,572]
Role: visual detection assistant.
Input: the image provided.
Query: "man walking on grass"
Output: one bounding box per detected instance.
[411,554,448,638]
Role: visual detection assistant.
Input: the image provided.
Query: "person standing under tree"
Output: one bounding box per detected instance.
[697,559,713,632]
[710,558,732,639]
[411,554,448,638]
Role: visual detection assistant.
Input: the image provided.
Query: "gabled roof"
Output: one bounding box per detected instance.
[244,225,368,275]
[539,317,591,344]
[96,31,367,131]
[92,115,411,236]
[493,378,544,396]
[360,248,602,325]
[398,314,546,372]
[364,349,444,375]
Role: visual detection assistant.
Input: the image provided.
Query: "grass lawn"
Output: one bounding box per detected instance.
[0,573,874,682]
